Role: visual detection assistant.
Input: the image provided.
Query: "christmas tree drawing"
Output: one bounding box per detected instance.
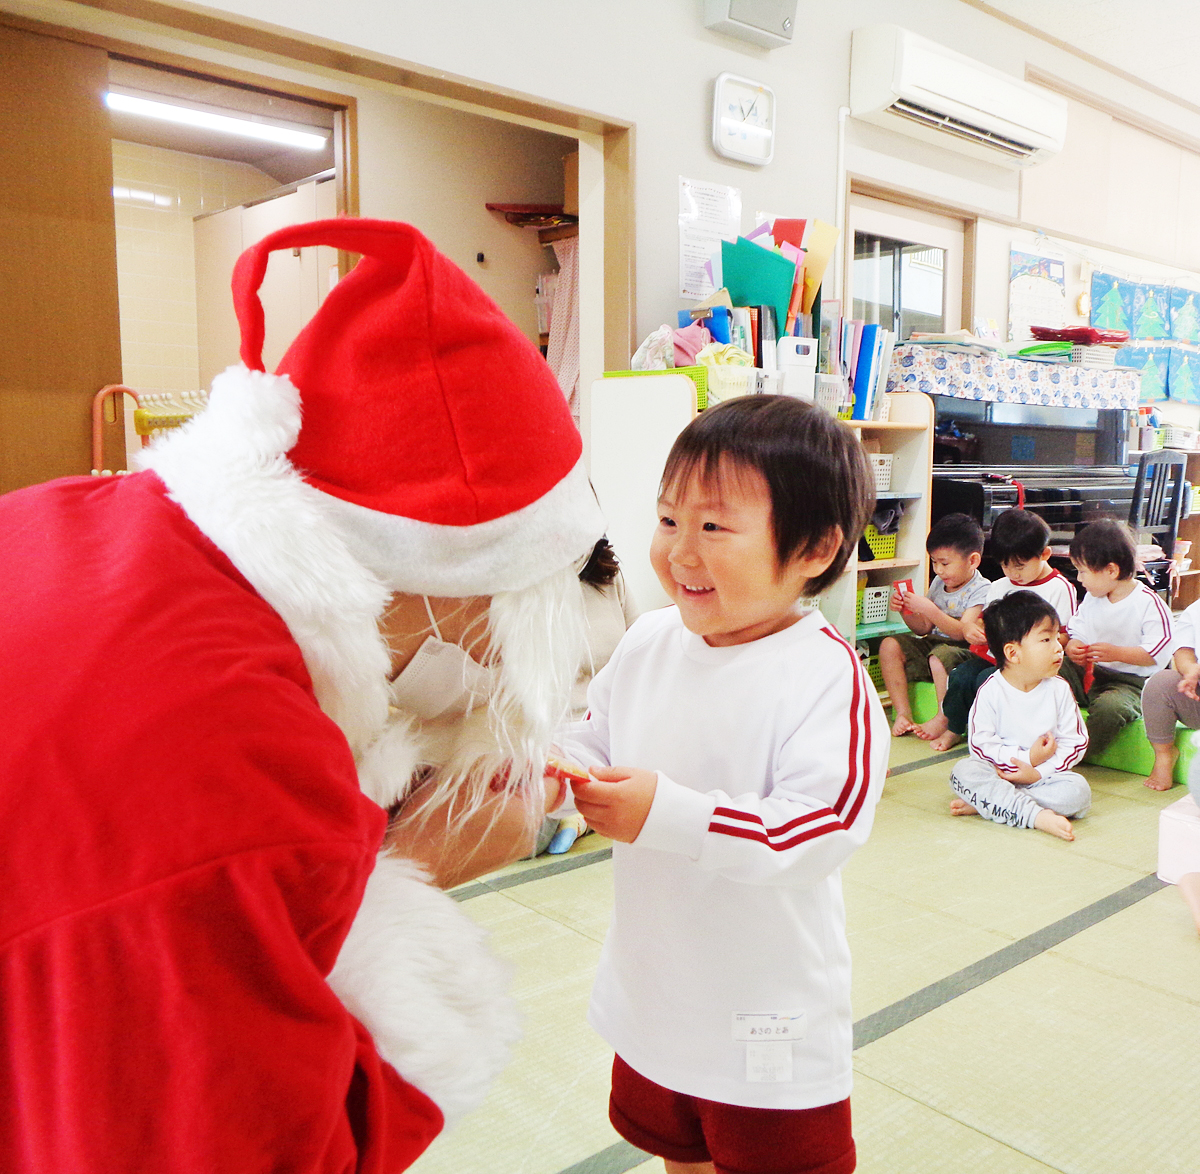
[1173,293,1200,343]
[1135,291,1169,339]
[1172,354,1197,403]
[1141,354,1166,402]
[1093,280,1128,331]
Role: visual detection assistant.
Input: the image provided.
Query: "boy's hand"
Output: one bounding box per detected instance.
[890,587,907,612]
[1066,638,1089,667]
[963,619,986,645]
[1086,642,1117,664]
[998,758,1041,785]
[1179,667,1200,701]
[902,594,940,623]
[570,766,658,843]
[1029,731,1057,767]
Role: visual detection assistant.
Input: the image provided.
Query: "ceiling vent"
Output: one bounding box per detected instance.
[850,25,1067,168]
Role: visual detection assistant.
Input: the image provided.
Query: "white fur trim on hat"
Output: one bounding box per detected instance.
[321,456,605,596]
[327,854,521,1126]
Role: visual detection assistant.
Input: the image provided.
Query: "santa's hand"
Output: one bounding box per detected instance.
[570,766,657,843]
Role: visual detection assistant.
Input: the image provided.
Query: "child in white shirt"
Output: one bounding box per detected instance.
[933,508,1079,752]
[1065,519,1174,755]
[881,512,990,741]
[1142,597,1200,791]
[560,396,888,1174]
[950,590,1090,840]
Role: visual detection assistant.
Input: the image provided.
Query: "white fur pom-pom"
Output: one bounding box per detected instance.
[358,714,425,809]
[327,855,521,1126]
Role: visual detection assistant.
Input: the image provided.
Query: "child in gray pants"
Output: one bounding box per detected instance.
[950,591,1091,841]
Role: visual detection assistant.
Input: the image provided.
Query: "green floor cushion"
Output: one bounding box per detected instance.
[892,682,1200,786]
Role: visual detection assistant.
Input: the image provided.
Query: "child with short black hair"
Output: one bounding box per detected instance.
[1065,518,1174,754]
[930,508,1080,752]
[560,395,888,1174]
[881,512,990,740]
[949,590,1090,840]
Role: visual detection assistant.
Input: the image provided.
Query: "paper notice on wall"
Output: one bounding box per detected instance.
[679,177,741,300]
[1008,247,1067,343]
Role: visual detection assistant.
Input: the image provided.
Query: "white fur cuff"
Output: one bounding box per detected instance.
[327,855,521,1126]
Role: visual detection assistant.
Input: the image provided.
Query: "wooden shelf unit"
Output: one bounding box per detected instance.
[821,392,934,642]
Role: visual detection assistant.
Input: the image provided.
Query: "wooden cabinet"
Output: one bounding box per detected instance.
[1172,451,1200,610]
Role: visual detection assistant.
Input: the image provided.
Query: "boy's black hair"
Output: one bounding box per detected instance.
[660,395,875,595]
[926,512,984,557]
[983,590,1060,667]
[990,508,1051,565]
[1069,517,1137,579]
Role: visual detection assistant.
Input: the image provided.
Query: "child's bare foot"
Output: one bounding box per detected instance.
[1144,769,1176,791]
[1033,808,1074,840]
[949,797,977,816]
[892,713,915,737]
[913,713,948,741]
[929,730,961,752]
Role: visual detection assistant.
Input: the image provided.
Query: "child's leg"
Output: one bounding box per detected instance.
[949,757,1045,828]
[664,1162,715,1174]
[1141,668,1200,790]
[936,657,994,751]
[914,655,950,740]
[1177,873,1200,935]
[1025,770,1092,819]
[880,636,915,736]
[1085,674,1145,756]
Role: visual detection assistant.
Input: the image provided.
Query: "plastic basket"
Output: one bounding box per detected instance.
[866,654,884,691]
[862,524,897,560]
[868,453,893,494]
[861,585,891,624]
[603,364,709,410]
[1162,426,1197,450]
[705,366,756,404]
[1070,343,1117,367]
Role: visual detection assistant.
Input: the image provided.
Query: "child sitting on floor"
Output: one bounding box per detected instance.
[949,591,1090,840]
[560,395,888,1174]
[933,508,1080,752]
[880,512,990,741]
[1065,518,1174,756]
[1142,595,1200,791]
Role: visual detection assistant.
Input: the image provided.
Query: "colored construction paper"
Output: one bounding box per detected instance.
[721,237,797,343]
[800,219,839,313]
[772,218,807,250]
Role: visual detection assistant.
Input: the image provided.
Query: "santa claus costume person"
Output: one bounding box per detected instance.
[0,219,604,1171]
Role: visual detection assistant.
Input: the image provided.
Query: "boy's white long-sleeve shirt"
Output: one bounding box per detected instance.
[1064,582,1174,677]
[560,607,888,1109]
[967,671,1088,780]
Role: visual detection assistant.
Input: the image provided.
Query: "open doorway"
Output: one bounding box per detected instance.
[105,57,349,457]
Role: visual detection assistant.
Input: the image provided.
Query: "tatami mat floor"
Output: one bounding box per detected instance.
[412,735,1199,1174]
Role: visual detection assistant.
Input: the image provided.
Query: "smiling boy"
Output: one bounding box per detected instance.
[558,397,888,1174]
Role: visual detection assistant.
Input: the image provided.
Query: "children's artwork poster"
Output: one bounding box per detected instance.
[1171,286,1200,344]
[1092,271,1195,342]
[1115,344,1171,403]
[1007,248,1066,343]
[678,177,741,300]
[1168,343,1200,404]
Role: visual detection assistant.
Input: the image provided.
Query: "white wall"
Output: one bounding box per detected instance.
[117,0,1200,346]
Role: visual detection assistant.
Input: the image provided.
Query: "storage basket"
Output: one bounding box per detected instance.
[868,452,893,494]
[705,365,757,404]
[1162,425,1197,450]
[862,524,898,560]
[861,585,891,624]
[603,364,709,410]
[866,654,884,691]
[1069,343,1118,368]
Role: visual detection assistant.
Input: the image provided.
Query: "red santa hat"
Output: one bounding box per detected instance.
[229,218,603,596]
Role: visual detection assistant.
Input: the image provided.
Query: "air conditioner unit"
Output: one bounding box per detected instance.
[850,25,1067,168]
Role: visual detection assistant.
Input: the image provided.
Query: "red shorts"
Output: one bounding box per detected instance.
[609,1055,855,1174]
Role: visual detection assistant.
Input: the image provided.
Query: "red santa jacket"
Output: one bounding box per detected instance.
[0,471,446,1171]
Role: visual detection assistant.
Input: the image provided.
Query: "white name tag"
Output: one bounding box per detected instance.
[746,1040,793,1083]
[732,1011,806,1042]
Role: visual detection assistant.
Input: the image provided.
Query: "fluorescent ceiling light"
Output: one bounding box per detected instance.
[105,91,328,151]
